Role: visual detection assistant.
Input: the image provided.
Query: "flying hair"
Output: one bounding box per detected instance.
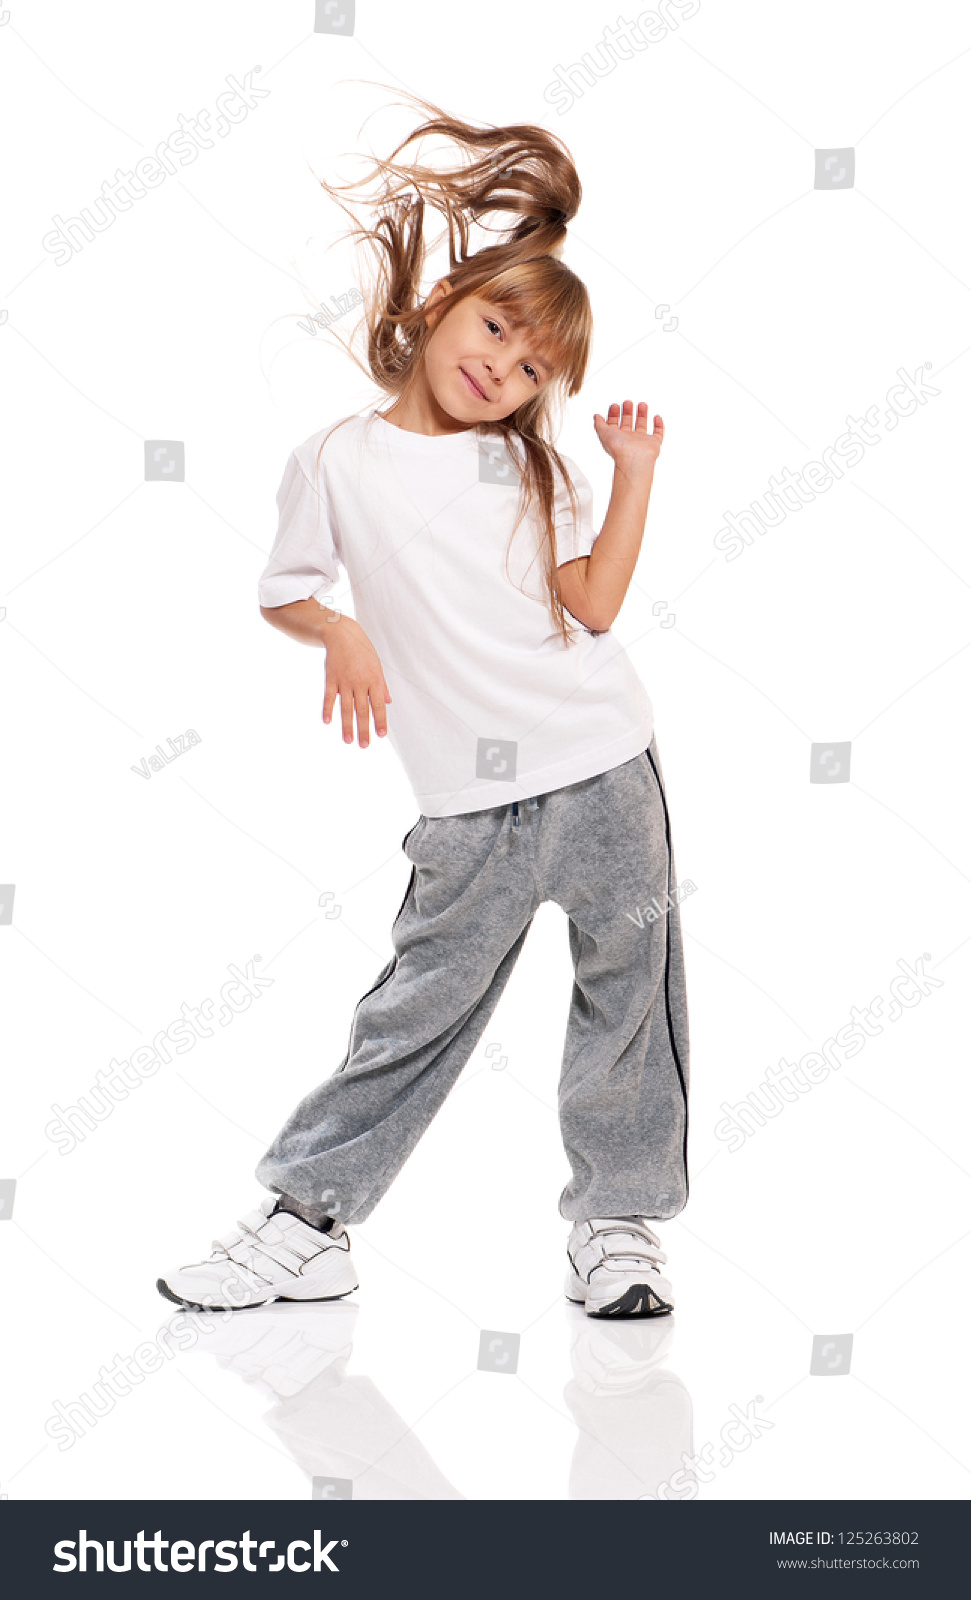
[308,85,596,646]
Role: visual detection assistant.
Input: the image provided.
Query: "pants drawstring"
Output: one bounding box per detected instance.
[511,795,540,829]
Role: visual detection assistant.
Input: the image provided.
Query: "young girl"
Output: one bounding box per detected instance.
[158,96,690,1320]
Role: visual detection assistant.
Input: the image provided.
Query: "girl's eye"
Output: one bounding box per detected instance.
[484,318,540,383]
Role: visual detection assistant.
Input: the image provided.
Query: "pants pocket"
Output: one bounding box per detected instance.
[406,807,508,920]
[403,815,428,860]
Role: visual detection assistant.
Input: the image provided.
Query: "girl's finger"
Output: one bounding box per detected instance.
[340,686,355,745]
[354,687,371,748]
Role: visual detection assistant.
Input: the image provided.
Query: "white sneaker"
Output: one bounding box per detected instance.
[565,1216,674,1317]
[157,1196,359,1311]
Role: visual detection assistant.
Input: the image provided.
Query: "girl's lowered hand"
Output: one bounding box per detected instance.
[320,615,392,749]
[593,400,664,480]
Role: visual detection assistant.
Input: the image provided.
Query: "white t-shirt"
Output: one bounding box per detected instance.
[258,409,654,817]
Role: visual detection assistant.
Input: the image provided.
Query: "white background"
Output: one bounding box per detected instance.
[1,0,969,1501]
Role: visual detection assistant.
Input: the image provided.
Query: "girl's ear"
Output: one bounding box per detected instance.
[424,279,453,329]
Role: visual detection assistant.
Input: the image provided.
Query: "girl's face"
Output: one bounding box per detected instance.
[423,285,554,423]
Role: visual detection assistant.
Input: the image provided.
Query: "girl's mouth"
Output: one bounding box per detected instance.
[460,368,487,400]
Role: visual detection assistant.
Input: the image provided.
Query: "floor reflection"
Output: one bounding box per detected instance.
[563,1310,692,1498]
[171,1301,693,1500]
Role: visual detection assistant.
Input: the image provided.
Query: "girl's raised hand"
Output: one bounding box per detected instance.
[593,401,664,479]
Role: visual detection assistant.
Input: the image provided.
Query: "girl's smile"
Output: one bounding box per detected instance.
[459,367,489,400]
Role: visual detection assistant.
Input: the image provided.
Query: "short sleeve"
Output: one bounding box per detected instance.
[257,448,343,609]
[553,454,597,567]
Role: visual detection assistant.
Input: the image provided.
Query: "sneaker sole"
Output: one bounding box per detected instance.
[155,1277,358,1313]
[565,1268,673,1318]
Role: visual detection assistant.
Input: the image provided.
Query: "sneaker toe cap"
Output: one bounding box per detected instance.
[586,1265,675,1315]
[157,1261,268,1309]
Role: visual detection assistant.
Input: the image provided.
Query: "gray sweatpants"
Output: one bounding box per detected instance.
[256,737,690,1226]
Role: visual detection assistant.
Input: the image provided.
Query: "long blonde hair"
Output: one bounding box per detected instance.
[310,87,595,646]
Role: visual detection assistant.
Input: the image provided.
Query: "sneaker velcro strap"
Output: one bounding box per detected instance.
[213,1211,279,1252]
[250,1236,316,1276]
[214,1229,247,1252]
[571,1221,668,1281]
[599,1231,667,1260]
[221,1236,297,1281]
[211,1249,276,1289]
[585,1218,662,1250]
[239,1208,283,1238]
[600,1247,666,1270]
[577,1250,667,1280]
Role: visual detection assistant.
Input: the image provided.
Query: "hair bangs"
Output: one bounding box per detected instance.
[475,260,592,395]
